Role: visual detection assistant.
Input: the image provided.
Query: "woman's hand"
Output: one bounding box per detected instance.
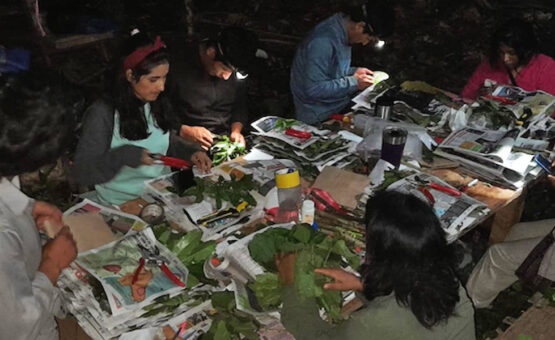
[141,149,154,165]
[180,125,214,150]
[275,253,296,286]
[32,201,63,232]
[191,151,212,173]
[314,268,363,292]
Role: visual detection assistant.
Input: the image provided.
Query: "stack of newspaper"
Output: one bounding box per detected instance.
[434,127,537,188]
[57,228,204,339]
[250,116,359,174]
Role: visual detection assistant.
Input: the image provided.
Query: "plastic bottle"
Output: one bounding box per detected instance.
[301,200,315,225]
[275,168,302,223]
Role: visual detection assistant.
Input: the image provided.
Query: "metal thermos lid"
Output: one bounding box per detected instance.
[383,126,408,145]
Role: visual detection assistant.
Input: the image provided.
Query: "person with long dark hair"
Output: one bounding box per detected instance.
[461,18,555,100]
[276,191,475,339]
[0,71,78,339]
[73,30,211,206]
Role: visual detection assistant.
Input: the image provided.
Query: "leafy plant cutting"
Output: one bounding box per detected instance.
[273,118,297,131]
[210,135,247,166]
[246,224,360,323]
[181,174,258,209]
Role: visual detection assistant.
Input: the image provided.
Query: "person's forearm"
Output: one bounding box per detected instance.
[38,258,61,285]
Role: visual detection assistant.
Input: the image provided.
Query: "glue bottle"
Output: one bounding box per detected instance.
[301,200,315,225]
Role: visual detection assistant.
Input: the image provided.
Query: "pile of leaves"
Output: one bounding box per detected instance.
[302,137,349,158]
[210,135,247,166]
[182,174,258,209]
[246,224,361,323]
[469,99,516,129]
[201,291,259,340]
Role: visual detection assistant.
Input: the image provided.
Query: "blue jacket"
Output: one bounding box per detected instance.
[290,14,358,124]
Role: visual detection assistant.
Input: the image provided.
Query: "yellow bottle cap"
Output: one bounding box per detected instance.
[275,168,300,189]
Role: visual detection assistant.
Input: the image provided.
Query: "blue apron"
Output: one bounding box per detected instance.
[96,104,170,205]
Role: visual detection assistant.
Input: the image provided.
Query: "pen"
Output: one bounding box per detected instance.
[461,179,479,192]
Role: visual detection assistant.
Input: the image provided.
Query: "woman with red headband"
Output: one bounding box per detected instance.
[73,30,211,206]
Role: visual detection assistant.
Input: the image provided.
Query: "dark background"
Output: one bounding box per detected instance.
[2,0,555,122]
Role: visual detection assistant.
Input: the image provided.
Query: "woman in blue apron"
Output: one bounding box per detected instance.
[73,30,211,206]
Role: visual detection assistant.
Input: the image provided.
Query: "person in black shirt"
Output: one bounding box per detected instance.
[170,27,258,150]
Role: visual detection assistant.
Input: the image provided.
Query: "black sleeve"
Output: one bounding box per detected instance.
[230,80,249,128]
[167,133,203,161]
[71,100,144,186]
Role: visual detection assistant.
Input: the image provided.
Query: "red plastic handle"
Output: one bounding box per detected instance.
[418,187,435,204]
[160,262,186,287]
[285,128,312,139]
[429,183,461,196]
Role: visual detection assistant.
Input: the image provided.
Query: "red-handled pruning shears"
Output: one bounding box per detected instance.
[285,128,312,139]
[414,175,461,197]
[484,95,517,105]
[132,244,186,287]
[149,153,192,169]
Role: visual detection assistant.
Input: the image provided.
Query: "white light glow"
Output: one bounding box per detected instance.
[375,40,385,49]
[236,71,248,80]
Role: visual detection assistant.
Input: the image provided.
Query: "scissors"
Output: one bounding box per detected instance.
[132,244,186,287]
[149,153,192,169]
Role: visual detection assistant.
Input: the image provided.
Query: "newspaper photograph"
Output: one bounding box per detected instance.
[76,229,189,314]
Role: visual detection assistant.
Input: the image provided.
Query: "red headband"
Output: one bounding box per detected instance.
[123,35,166,70]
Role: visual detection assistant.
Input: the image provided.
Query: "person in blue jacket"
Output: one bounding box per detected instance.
[291,1,394,124]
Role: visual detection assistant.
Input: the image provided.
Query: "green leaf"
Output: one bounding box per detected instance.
[248,273,281,310]
[290,223,313,243]
[211,291,236,312]
[213,320,231,340]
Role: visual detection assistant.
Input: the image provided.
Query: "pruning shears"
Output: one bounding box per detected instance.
[285,128,312,139]
[410,176,461,204]
[132,244,186,287]
[484,95,517,105]
[149,153,192,169]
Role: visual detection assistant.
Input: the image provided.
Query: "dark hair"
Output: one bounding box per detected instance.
[202,27,258,73]
[114,31,175,140]
[342,1,395,38]
[360,191,460,328]
[0,72,80,176]
[488,18,538,68]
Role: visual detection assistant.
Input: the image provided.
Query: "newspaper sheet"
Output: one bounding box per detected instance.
[436,127,534,182]
[76,228,189,315]
[64,198,148,235]
[491,85,555,121]
[251,116,333,149]
[387,173,489,242]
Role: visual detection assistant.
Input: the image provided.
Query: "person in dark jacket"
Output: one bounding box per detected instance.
[170,27,258,150]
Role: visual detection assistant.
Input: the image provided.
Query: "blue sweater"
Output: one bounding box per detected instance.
[290,14,358,124]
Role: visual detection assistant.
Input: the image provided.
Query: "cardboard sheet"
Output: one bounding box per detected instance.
[63,213,117,253]
[312,166,370,210]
